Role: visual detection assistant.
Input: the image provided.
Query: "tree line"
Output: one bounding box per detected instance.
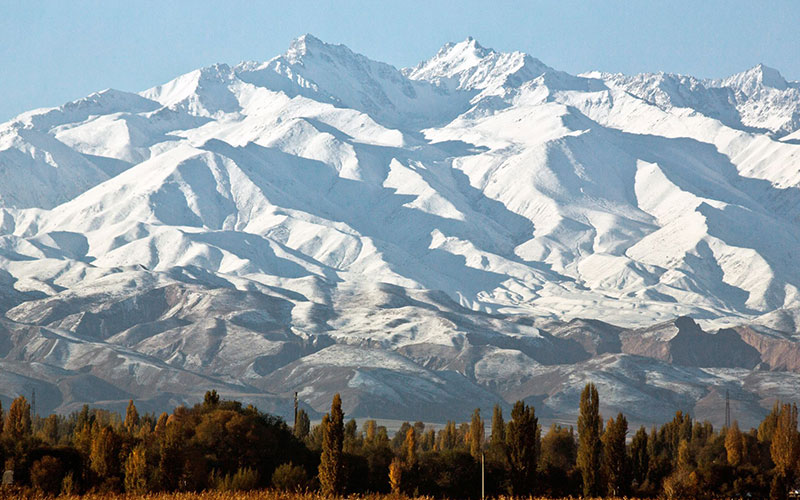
[0,384,798,499]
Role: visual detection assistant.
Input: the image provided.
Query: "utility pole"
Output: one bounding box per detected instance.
[31,388,36,417]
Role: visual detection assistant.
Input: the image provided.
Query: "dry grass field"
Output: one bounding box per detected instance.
[0,489,628,500]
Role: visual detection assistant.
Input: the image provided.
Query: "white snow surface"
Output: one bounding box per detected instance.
[1,35,799,424]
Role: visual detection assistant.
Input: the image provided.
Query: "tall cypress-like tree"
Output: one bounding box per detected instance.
[388,457,403,494]
[90,426,119,479]
[124,443,149,493]
[404,426,417,467]
[490,404,505,450]
[319,393,344,496]
[770,402,799,500]
[124,399,139,435]
[469,408,484,459]
[630,426,649,488]
[438,421,458,451]
[725,420,744,467]
[294,408,310,440]
[602,412,629,496]
[577,383,603,497]
[505,400,538,495]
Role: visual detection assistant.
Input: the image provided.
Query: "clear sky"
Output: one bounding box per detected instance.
[2,0,799,122]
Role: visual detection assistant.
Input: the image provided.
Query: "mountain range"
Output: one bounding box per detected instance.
[1,34,799,428]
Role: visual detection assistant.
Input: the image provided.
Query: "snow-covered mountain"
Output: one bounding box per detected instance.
[1,34,800,427]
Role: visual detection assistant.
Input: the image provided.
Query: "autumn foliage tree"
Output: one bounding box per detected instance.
[4,395,32,442]
[124,443,149,493]
[469,408,484,459]
[124,399,140,435]
[770,403,800,499]
[725,420,745,467]
[319,393,344,496]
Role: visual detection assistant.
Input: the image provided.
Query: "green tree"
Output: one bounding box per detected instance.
[294,408,310,440]
[577,383,603,497]
[40,413,61,445]
[319,393,344,496]
[505,400,538,495]
[437,421,458,451]
[540,423,576,472]
[602,412,629,496]
[630,426,649,488]
[203,389,220,408]
[490,404,505,454]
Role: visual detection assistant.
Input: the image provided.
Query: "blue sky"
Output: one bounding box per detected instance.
[2,0,799,122]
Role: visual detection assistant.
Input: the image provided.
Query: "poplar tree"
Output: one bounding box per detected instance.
[124,399,139,434]
[577,383,603,497]
[602,412,629,496]
[469,408,484,459]
[4,395,32,442]
[364,419,377,445]
[490,404,505,448]
[154,412,169,436]
[388,457,403,494]
[505,400,538,495]
[294,408,310,440]
[630,426,649,488]
[725,420,744,467]
[404,426,417,467]
[90,426,118,479]
[437,421,458,451]
[676,439,692,471]
[124,444,149,493]
[770,402,799,500]
[40,414,60,445]
[319,393,344,496]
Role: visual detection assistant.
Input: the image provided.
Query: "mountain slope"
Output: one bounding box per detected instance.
[0,35,799,426]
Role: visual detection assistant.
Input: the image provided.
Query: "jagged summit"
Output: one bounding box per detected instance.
[405,36,551,94]
[284,33,363,64]
[717,63,790,93]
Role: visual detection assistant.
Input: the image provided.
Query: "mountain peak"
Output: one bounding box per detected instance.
[446,36,492,57]
[286,33,331,61]
[720,63,789,93]
[406,38,549,93]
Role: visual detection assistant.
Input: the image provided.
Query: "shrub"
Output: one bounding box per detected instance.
[30,455,64,495]
[209,466,259,491]
[271,462,309,492]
